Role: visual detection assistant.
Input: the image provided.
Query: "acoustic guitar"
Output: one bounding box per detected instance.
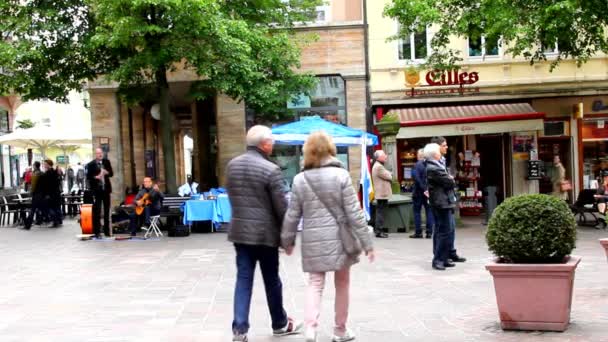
[80,204,93,234]
[135,192,152,215]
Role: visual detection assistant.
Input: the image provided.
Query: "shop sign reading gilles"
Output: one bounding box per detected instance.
[405,68,481,97]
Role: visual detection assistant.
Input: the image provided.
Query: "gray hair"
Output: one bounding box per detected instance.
[417,148,424,158]
[246,125,273,147]
[423,143,441,160]
[373,150,385,159]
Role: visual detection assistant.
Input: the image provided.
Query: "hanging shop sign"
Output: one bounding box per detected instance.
[404,68,480,97]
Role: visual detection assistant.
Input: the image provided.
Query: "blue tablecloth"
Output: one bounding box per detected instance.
[182,195,232,228]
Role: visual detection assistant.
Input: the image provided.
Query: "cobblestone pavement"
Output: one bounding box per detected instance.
[0,219,607,342]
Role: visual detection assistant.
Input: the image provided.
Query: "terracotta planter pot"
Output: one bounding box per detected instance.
[600,239,608,260]
[485,255,581,332]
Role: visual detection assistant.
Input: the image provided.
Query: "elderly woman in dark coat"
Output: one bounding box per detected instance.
[281,131,375,342]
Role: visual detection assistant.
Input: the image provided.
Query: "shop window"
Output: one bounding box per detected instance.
[247,76,349,188]
[0,109,8,133]
[399,28,429,61]
[468,36,500,58]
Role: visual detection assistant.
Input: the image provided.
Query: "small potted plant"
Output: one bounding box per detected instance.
[375,112,400,137]
[485,194,579,332]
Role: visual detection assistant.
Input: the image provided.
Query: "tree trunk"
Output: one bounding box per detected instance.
[155,66,177,194]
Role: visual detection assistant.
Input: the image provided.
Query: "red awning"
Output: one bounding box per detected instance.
[389,103,544,127]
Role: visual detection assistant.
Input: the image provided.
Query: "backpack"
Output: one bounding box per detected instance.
[67,168,75,178]
[76,168,84,179]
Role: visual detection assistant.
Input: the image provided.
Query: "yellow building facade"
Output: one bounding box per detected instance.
[368,0,608,208]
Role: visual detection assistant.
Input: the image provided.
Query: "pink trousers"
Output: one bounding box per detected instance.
[305,266,351,335]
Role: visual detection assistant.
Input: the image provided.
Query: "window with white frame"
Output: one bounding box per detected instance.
[468,36,500,57]
[315,4,331,23]
[399,29,429,61]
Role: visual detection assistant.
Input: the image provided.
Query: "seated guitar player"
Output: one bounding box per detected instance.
[129,177,164,237]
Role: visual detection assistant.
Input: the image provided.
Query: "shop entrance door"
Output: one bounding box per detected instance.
[477,134,506,204]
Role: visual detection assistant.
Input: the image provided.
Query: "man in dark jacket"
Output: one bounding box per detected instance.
[226,125,302,342]
[41,160,62,227]
[425,143,457,271]
[411,148,434,239]
[87,148,114,238]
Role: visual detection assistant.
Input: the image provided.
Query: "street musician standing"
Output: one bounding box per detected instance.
[86,148,113,238]
[129,177,164,237]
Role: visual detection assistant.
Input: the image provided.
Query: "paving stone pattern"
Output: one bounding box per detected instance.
[0,220,607,342]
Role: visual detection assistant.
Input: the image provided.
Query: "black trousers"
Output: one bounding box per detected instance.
[375,199,388,234]
[93,190,111,236]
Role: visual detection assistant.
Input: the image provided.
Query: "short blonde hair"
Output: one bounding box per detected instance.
[303,131,337,169]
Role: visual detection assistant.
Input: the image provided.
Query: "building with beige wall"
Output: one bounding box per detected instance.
[368,0,608,209]
[87,0,368,203]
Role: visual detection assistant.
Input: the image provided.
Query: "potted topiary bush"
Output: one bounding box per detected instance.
[485,194,579,332]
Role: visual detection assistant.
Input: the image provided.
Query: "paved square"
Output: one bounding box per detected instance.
[1,219,607,342]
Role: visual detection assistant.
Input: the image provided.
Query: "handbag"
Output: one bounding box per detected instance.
[560,180,572,192]
[303,172,363,257]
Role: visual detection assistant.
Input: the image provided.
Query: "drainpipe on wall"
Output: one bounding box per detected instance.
[362,0,372,138]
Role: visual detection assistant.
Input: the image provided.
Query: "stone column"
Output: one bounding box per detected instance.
[216,95,246,186]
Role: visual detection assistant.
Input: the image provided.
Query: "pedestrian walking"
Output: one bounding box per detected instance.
[76,162,85,190]
[23,162,43,229]
[552,155,569,201]
[411,148,434,239]
[225,125,302,342]
[23,167,32,192]
[87,148,113,238]
[41,160,62,227]
[371,150,391,238]
[281,131,374,342]
[425,143,456,270]
[67,165,75,192]
[431,136,466,263]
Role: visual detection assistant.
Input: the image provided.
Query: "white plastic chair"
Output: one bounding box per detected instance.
[142,215,163,238]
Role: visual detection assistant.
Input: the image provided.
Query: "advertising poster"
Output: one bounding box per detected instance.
[512,133,535,160]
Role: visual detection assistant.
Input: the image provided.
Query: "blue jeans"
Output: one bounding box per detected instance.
[432,208,454,264]
[449,214,458,258]
[413,195,434,236]
[232,244,288,334]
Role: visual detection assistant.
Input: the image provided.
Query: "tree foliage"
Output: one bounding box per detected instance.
[16,119,35,129]
[384,0,608,70]
[0,0,322,191]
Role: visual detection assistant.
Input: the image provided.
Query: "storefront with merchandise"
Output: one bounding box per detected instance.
[377,102,545,216]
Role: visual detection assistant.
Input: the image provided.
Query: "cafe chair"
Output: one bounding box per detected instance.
[570,189,605,228]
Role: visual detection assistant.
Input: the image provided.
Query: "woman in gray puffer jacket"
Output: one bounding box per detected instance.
[281,131,375,342]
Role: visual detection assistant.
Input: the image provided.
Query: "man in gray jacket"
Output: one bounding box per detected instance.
[226,125,302,342]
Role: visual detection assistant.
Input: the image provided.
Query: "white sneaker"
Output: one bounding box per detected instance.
[272,317,303,336]
[305,328,317,342]
[332,328,355,342]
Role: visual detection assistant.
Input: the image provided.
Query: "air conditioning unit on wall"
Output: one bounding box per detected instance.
[543,121,567,137]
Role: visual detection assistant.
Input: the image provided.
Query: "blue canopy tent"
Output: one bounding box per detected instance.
[270,116,378,147]
[271,116,378,220]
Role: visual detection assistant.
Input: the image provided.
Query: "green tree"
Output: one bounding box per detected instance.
[16,119,35,129]
[0,0,321,192]
[384,0,608,70]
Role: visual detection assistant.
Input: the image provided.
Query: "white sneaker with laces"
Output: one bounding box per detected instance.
[332,328,355,342]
